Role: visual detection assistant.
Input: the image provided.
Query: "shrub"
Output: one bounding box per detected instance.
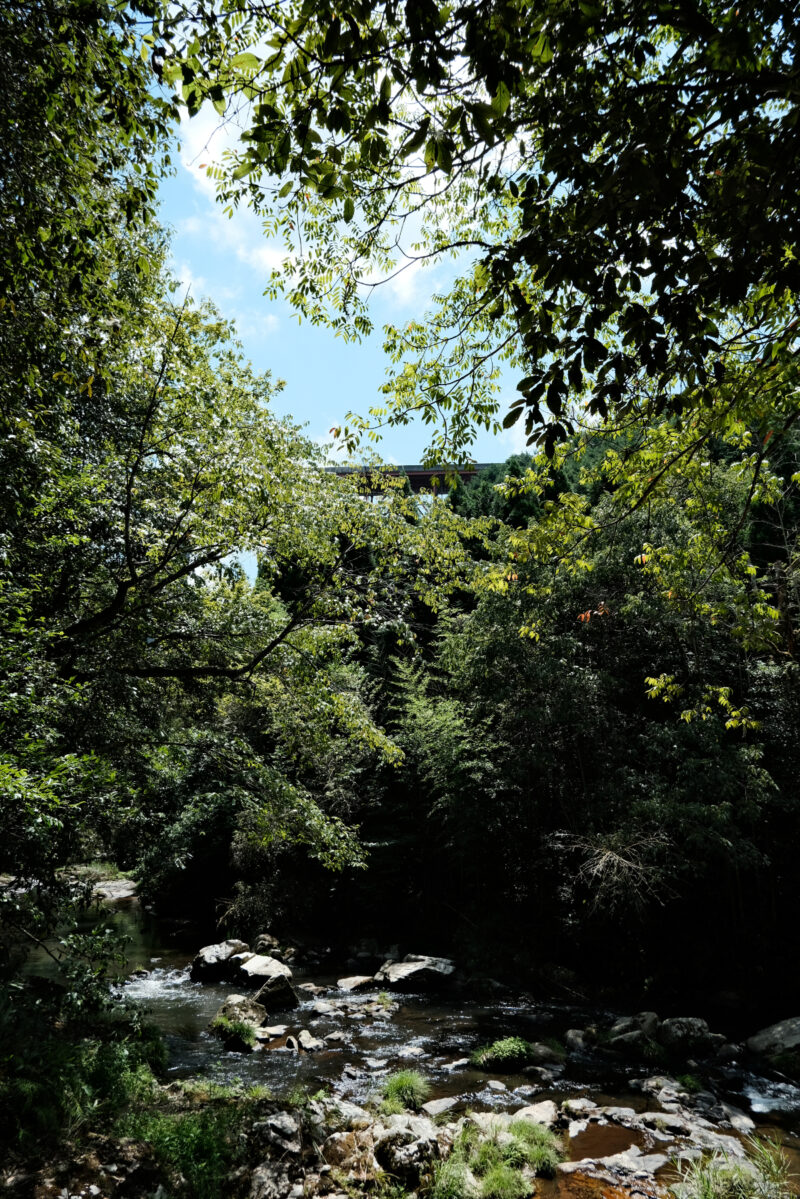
[380,1070,430,1112]
[119,1107,242,1199]
[0,1025,163,1149]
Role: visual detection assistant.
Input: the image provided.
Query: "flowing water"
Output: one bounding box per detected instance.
[36,893,800,1191]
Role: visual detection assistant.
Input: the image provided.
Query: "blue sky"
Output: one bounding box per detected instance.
[158,108,524,467]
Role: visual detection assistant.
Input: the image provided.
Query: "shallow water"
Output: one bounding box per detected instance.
[37,894,800,1151]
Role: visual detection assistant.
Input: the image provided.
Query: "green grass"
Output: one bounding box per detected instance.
[671,1138,794,1199]
[430,1157,473,1199]
[676,1073,703,1094]
[0,1030,163,1148]
[380,1069,430,1113]
[209,1015,256,1050]
[470,1037,535,1072]
[118,1106,242,1199]
[507,1120,562,1177]
[432,1116,561,1199]
[480,1163,531,1199]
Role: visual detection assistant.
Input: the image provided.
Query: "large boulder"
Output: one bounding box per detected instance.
[374,954,456,991]
[239,954,299,1010]
[659,1016,722,1053]
[189,939,249,982]
[373,1114,440,1185]
[747,1016,800,1056]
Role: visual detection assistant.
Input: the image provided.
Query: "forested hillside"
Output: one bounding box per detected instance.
[3,0,800,1193]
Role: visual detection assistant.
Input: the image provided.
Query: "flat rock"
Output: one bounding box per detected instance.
[309,1098,371,1131]
[337,975,374,992]
[598,1106,638,1124]
[374,954,456,991]
[239,953,292,982]
[311,1000,337,1016]
[488,1079,507,1092]
[562,1097,598,1116]
[513,1100,558,1127]
[444,1057,470,1071]
[93,879,138,901]
[422,1097,459,1117]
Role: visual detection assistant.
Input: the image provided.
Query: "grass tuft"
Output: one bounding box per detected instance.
[470,1037,535,1072]
[380,1069,430,1112]
[671,1138,794,1199]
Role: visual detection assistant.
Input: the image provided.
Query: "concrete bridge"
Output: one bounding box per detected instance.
[331,463,495,494]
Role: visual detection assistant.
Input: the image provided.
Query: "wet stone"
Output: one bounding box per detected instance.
[422,1097,459,1117]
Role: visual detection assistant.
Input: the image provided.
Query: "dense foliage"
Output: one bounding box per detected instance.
[4,0,800,1166]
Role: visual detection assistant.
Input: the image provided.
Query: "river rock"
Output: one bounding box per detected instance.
[189,939,249,981]
[337,975,374,992]
[252,1111,302,1156]
[513,1100,558,1127]
[215,994,267,1027]
[308,1098,371,1132]
[246,956,299,1009]
[747,1015,800,1056]
[422,1097,459,1117]
[321,1130,379,1177]
[253,932,280,953]
[311,999,337,1016]
[373,1114,440,1184]
[562,1097,598,1117]
[298,1029,325,1051]
[374,954,456,990]
[659,1016,720,1052]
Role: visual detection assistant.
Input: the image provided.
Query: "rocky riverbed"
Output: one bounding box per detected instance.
[13,898,800,1198]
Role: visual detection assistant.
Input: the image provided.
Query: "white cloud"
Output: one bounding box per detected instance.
[233,311,280,340]
[175,103,289,285]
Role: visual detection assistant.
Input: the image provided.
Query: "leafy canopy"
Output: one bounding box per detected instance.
[157,0,800,457]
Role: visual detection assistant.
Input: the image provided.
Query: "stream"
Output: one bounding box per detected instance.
[38,891,800,1193]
